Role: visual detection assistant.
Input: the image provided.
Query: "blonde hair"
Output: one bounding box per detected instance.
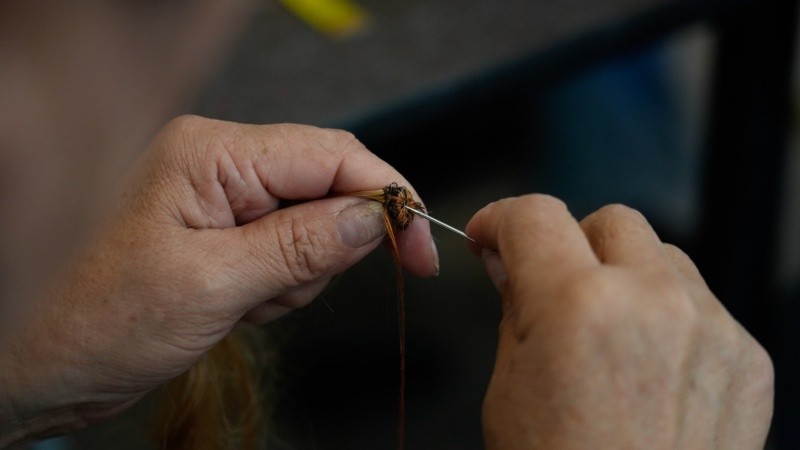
[151,326,273,450]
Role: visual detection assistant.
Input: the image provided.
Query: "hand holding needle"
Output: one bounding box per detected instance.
[404,205,477,243]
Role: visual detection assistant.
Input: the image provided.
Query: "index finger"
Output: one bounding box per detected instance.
[239,121,438,277]
[246,123,417,199]
[465,194,599,296]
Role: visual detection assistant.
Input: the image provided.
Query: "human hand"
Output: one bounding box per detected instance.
[466,194,774,449]
[0,116,438,446]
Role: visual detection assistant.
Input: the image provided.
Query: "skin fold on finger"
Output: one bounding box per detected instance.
[579,204,672,270]
[175,118,438,278]
[268,277,332,310]
[578,206,726,317]
[192,196,384,316]
[242,122,437,276]
[237,121,416,199]
[240,277,332,324]
[465,194,599,297]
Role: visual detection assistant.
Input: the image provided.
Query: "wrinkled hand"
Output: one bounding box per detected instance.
[0,116,437,445]
[466,194,774,449]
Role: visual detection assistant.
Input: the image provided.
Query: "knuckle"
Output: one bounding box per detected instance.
[155,114,219,161]
[163,114,208,135]
[501,194,570,235]
[327,128,367,154]
[279,125,367,159]
[585,203,645,225]
[748,341,776,390]
[518,193,569,213]
[662,243,688,261]
[274,216,328,285]
[553,268,698,331]
[598,202,639,216]
[328,128,359,144]
[317,126,353,140]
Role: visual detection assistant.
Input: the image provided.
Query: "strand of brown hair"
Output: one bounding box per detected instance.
[382,211,406,450]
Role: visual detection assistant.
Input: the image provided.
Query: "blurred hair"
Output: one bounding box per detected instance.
[150,326,274,450]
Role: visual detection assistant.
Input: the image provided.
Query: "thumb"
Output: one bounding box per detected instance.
[214,197,387,313]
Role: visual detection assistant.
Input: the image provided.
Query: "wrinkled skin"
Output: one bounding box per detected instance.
[0,117,438,446]
[466,195,774,449]
[0,0,775,448]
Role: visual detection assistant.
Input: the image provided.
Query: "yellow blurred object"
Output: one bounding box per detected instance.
[278,0,370,39]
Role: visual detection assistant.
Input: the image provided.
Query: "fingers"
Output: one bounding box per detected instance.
[580,204,711,289]
[243,122,417,199]
[237,121,438,276]
[466,194,599,297]
[210,197,386,313]
[396,216,440,277]
[468,196,711,296]
[161,116,437,278]
[579,204,667,267]
[184,118,422,206]
[469,196,774,449]
[133,115,438,318]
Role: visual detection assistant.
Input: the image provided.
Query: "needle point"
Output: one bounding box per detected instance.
[405,205,476,243]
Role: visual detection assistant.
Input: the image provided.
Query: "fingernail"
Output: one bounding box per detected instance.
[337,201,387,248]
[481,247,507,292]
[431,238,440,276]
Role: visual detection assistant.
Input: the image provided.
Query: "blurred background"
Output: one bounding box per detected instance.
[43,0,798,448]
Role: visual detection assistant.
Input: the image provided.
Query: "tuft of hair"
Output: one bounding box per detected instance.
[150,326,271,450]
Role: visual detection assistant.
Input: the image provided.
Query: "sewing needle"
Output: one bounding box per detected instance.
[404,205,477,243]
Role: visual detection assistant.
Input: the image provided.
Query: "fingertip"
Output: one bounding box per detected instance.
[397,217,439,277]
[578,203,664,266]
[465,199,505,254]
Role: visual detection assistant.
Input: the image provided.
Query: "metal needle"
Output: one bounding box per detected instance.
[405,205,477,243]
